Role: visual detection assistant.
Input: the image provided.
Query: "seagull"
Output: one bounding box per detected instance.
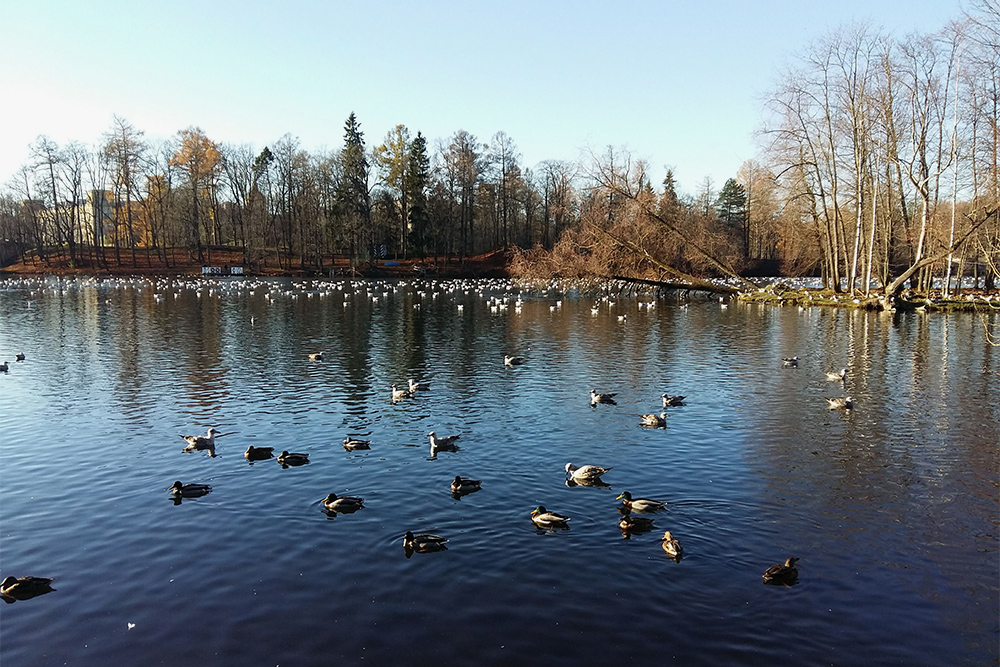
[781,357,799,367]
[504,355,525,366]
[825,368,847,381]
[408,378,429,392]
[660,394,686,407]
[639,412,667,427]
[391,384,411,401]
[180,428,218,453]
[590,389,617,405]
[565,462,612,482]
[428,431,460,452]
[308,352,324,361]
[826,396,854,410]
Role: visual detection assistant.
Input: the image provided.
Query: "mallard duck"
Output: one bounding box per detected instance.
[617,491,667,512]
[763,557,799,584]
[661,394,686,407]
[619,514,655,532]
[15,352,25,362]
[825,367,847,381]
[504,355,525,366]
[170,480,211,497]
[590,389,618,404]
[639,412,667,427]
[0,362,8,373]
[180,428,218,452]
[1,576,55,600]
[244,445,274,461]
[530,505,570,528]
[781,356,799,367]
[391,384,411,401]
[408,378,429,392]
[277,450,310,465]
[565,462,611,482]
[451,475,482,494]
[307,352,324,361]
[659,531,683,559]
[826,396,853,410]
[342,437,371,451]
[403,531,448,552]
[321,493,365,512]
[428,431,460,451]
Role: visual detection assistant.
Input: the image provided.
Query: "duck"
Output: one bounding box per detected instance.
[390,384,411,401]
[619,514,656,532]
[659,531,683,559]
[277,450,310,465]
[504,355,525,366]
[307,352,324,361]
[169,481,212,497]
[450,475,482,494]
[825,367,847,381]
[244,445,274,461]
[408,378,429,392]
[321,493,365,512]
[180,428,218,452]
[1,576,55,600]
[781,356,799,367]
[661,394,686,407]
[590,389,617,405]
[343,437,371,450]
[530,505,570,528]
[428,431,460,451]
[616,491,667,513]
[0,361,8,373]
[15,352,25,362]
[763,557,799,584]
[826,396,853,410]
[639,412,667,428]
[403,531,448,552]
[565,462,612,482]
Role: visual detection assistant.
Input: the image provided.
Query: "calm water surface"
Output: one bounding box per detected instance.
[1,276,997,666]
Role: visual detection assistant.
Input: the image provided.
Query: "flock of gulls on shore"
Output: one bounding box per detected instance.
[0,273,873,601]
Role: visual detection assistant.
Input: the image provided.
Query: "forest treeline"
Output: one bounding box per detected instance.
[1,2,997,298]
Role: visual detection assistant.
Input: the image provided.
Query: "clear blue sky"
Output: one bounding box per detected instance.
[1,0,965,197]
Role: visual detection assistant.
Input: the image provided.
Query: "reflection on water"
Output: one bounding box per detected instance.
[0,276,997,666]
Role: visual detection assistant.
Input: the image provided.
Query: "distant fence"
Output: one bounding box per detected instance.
[202,266,244,276]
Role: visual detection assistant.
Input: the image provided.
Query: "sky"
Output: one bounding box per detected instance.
[1,0,967,197]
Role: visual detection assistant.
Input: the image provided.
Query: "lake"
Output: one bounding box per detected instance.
[0,275,997,666]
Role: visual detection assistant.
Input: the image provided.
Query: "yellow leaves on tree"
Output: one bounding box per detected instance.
[170,127,221,188]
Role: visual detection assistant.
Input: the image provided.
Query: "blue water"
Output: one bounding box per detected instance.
[0,276,997,666]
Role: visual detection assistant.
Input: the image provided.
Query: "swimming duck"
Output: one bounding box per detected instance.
[244,445,274,461]
[565,462,612,482]
[408,378,429,392]
[639,412,667,427]
[763,557,799,584]
[1,576,55,600]
[180,428,218,452]
[451,476,482,494]
[342,437,372,451]
[308,352,324,361]
[826,396,853,410]
[590,389,617,405]
[825,368,847,381]
[391,384,411,401]
[617,491,667,513]
[781,357,799,367]
[530,505,570,528]
[504,355,525,366]
[277,450,310,466]
[0,362,8,373]
[659,531,683,559]
[661,394,686,407]
[428,431,460,451]
[403,531,448,552]
[170,481,212,497]
[321,493,365,512]
[619,514,656,532]
[15,352,25,362]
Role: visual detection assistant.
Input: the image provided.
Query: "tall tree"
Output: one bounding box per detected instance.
[338,112,372,261]
[170,126,221,262]
[405,132,430,258]
[374,124,411,257]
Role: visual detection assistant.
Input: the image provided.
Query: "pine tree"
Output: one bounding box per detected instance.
[405,132,430,258]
